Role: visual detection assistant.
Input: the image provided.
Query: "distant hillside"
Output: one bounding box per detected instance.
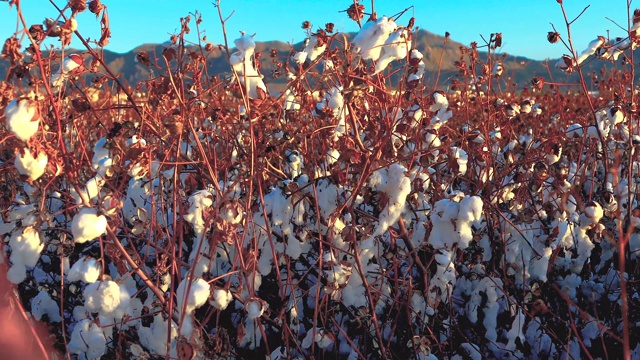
[0,29,630,92]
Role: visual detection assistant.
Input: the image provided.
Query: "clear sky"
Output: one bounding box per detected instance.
[0,1,633,61]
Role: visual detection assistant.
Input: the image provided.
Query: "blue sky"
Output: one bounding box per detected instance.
[0,1,632,61]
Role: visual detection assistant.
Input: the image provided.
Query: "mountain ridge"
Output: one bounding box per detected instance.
[0,29,624,92]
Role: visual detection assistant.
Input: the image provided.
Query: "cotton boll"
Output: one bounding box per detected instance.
[230,32,267,99]
[83,280,122,315]
[576,36,605,65]
[138,314,178,356]
[430,92,449,112]
[352,17,397,60]
[31,290,62,322]
[373,27,411,74]
[566,123,584,138]
[5,98,41,142]
[506,308,525,350]
[293,35,326,64]
[67,256,101,283]
[68,319,107,360]
[14,148,48,181]
[580,201,603,228]
[210,288,233,310]
[368,163,411,239]
[7,264,27,284]
[71,207,107,243]
[9,226,44,267]
[176,277,211,314]
[245,298,266,319]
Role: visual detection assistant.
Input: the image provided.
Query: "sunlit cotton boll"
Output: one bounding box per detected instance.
[351,16,397,61]
[176,277,210,314]
[71,207,108,243]
[14,148,48,181]
[67,256,101,283]
[4,98,41,142]
[210,288,233,310]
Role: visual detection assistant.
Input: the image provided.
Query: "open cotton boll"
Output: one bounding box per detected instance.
[293,35,326,64]
[451,147,469,175]
[506,308,525,351]
[430,92,449,112]
[457,196,483,249]
[352,16,397,60]
[9,226,44,268]
[138,314,178,356]
[373,27,411,74]
[71,207,107,243]
[31,290,62,322]
[14,148,48,181]
[5,98,41,142]
[183,190,213,231]
[580,201,603,228]
[368,163,411,239]
[83,280,122,315]
[245,298,266,319]
[68,319,107,360]
[230,32,267,99]
[302,328,335,350]
[429,199,460,249]
[176,277,210,314]
[68,256,101,283]
[210,288,233,310]
[576,36,605,65]
[91,137,112,175]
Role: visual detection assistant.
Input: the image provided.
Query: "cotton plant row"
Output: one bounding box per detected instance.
[2,6,640,360]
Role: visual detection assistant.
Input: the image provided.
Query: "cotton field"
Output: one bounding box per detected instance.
[1,1,640,359]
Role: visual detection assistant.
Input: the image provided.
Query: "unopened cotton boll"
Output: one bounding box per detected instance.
[14,148,48,181]
[4,98,41,142]
[71,207,108,243]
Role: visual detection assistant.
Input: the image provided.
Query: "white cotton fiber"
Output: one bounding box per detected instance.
[5,99,41,142]
[368,163,411,239]
[352,16,397,61]
[15,148,48,181]
[68,256,101,283]
[31,290,62,322]
[83,280,122,315]
[210,288,233,310]
[71,207,107,243]
[68,319,107,359]
[176,277,210,314]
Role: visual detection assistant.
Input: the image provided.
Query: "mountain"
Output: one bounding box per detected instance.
[0,30,624,93]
